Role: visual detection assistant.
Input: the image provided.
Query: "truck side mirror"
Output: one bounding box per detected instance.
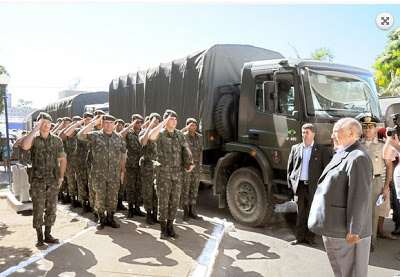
[292,110,300,120]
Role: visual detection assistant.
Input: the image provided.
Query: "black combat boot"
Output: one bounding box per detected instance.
[35,227,44,247]
[134,202,146,217]
[93,212,98,223]
[167,219,179,239]
[153,207,160,224]
[96,212,105,230]
[127,203,134,218]
[189,205,202,220]
[70,195,77,209]
[117,195,127,211]
[182,205,190,221]
[81,201,88,214]
[107,211,120,228]
[160,221,169,240]
[146,209,154,225]
[59,192,66,204]
[44,226,59,244]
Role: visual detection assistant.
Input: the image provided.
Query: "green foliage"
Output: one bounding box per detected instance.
[374,26,400,96]
[310,47,335,61]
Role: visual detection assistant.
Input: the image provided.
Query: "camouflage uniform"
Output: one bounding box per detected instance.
[139,129,158,213]
[64,134,78,200]
[125,129,142,204]
[78,129,127,214]
[29,132,66,229]
[72,128,90,206]
[156,128,188,222]
[181,131,203,206]
[87,125,102,211]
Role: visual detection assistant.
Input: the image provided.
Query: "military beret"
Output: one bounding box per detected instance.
[83,112,94,118]
[131,114,144,121]
[360,116,379,125]
[72,116,82,121]
[144,116,150,122]
[163,109,178,120]
[37,112,53,122]
[102,115,116,122]
[124,123,130,128]
[149,112,161,121]
[186,118,197,125]
[63,117,72,122]
[56,118,63,123]
[115,119,125,125]
[94,110,106,116]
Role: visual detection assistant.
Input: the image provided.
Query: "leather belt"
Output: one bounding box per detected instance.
[300,180,308,185]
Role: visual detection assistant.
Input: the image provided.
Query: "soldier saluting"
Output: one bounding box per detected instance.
[21,112,67,247]
[77,115,127,230]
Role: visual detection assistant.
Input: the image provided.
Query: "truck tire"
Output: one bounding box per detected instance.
[214,94,235,141]
[226,167,273,227]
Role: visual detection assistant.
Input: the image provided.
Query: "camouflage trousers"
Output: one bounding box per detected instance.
[93,178,119,213]
[125,166,142,204]
[118,174,126,197]
[156,170,183,222]
[88,168,96,208]
[30,178,58,228]
[66,166,77,197]
[76,167,89,202]
[181,170,200,206]
[142,168,158,210]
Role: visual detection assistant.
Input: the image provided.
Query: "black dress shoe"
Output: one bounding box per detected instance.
[291,239,304,245]
[307,239,317,247]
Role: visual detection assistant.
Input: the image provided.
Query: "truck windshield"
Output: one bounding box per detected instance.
[304,68,380,118]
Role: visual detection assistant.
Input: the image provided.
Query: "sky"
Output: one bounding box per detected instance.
[0,3,398,109]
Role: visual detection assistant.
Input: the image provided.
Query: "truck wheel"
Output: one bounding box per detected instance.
[214,94,234,141]
[226,167,272,227]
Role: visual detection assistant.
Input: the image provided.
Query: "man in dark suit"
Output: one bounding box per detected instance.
[287,123,330,247]
[308,118,373,277]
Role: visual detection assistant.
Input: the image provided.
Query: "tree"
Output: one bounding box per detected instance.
[373,26,400,96]
[309,47,335,61]
[16,99,33,108]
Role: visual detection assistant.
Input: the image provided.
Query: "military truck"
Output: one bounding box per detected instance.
[109,44,381,226]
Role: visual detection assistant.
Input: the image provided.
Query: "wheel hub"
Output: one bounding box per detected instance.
[236,182,256,214]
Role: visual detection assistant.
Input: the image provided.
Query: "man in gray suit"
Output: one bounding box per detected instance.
[308,118,373,277]
[287,123,330,247]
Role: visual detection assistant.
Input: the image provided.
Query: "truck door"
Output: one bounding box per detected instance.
[248,70,302,170]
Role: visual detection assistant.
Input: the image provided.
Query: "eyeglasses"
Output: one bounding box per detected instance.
[362,125,375,129]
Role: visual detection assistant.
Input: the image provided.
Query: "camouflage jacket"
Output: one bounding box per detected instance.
[183,131,203,164]
[139,129,158,165]
[156,128,188,168]
[30,131,66,179]
[78,130,127,180]
[71,128,90,165]
[126,129,142,168]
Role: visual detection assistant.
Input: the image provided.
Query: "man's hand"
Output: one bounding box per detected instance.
[185,164,195,173]
[346,233,360,246]
[382,185,389,199]
[58,178,64,189]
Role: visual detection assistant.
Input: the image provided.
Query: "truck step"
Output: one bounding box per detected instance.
[272,179,288,185]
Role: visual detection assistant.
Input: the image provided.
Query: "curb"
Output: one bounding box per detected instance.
[191,217,230,277]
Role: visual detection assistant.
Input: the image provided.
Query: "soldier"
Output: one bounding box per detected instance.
[115,119,125,133]
[21,112,67,247]
[56,117,72,204]
[120,114,145,217]
[86,110,106,219]
[181,118,203,221]
[59,117,80,209]
[360,116,394,252]
[78,115,127,230]
[149,110,194,239]
[139,113,162,225]
[63,113,93,214]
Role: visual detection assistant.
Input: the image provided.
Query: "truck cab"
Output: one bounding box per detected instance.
[213,59,381,226]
